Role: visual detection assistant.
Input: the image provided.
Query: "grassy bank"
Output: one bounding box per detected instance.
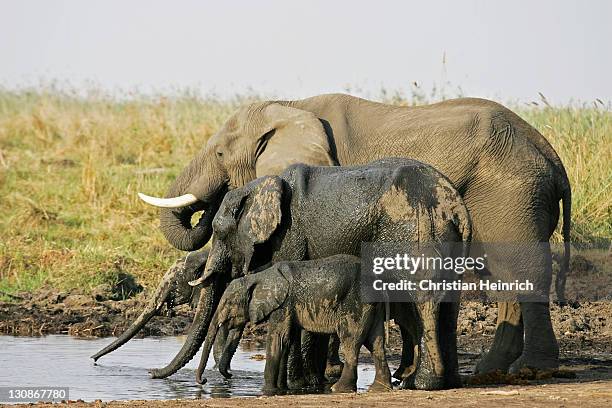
[0,88,610,296]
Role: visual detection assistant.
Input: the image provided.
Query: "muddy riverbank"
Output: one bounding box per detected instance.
[1,288,611,358]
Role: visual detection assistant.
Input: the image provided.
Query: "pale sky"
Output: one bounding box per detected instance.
[1,0,611,104]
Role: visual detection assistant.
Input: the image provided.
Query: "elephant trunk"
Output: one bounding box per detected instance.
[158,153,228,252]
[218,327,244,379]
[159,202,215,252]
[196,313,222,384]
[91,278,172,361]
[149,279,218,379]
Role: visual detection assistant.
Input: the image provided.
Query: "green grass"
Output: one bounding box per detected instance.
[0,87,610,296]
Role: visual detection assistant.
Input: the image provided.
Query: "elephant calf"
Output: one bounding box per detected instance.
[197,255,392,393]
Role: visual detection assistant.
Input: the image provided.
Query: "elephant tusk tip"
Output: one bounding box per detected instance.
[188,278,203,287]
[137,192,155,204]
[137,192,199,208]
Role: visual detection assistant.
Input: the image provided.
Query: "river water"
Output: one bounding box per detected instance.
[0,335,376,401]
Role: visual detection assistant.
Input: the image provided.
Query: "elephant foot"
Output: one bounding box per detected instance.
[508,353,559,374]
[330,380,357,393]
[399,376,414,390]
[414,375,445,391]
[368,378,392,392]
[444,371,462,389]
[392,364,416,381]
[400,373,445,390]
[262,386,280,396]
[304,374,325,388]
[287,377,306,390]
[325,362,344,379]
[474,349,522,374]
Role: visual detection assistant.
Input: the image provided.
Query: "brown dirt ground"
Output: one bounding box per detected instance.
[2,381,611,408]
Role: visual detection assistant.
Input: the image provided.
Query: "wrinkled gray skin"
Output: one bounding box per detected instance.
[188,159,471,390]
[146,93,570,377]
[91,250,209,362]
[198,256,394,394]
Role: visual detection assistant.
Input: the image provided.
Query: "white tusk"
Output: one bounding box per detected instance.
[138,192,199,208]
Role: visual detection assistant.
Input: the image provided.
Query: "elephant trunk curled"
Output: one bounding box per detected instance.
[158,154,227,252]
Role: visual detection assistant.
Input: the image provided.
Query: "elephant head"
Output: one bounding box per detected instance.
[91,249,209,362]
[196,266,290,384]
[138,102,335,252]
[191,175,284,287]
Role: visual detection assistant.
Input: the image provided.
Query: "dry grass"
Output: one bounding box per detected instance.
[0,87,610,295]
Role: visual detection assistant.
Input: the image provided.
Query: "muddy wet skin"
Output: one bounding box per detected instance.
[0,335,377,401]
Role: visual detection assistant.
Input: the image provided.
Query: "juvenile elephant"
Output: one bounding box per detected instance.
[153,158,472,390]
[139,93,570,377]
[197,255,393,393]
[91,250,209,361]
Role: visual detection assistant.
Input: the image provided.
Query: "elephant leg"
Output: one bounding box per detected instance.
[390,303,418,382]
[475,301,524,373]
[509,302,559,373]
[277,334,290,390]
[331,305,377,393]
[364,318,392,392]
[469,192,559,374]
[325,334,344,379]
[286,329,305,389]
[315,334,330,382]
[411,302,445,390]
[301,331,328,387]
[439,301,461,388]
[263,324,291,394]
[393,324,416,381]
[331,335,360,393]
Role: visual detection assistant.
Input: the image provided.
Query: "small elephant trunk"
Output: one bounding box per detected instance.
[196,314,222,384]
[218,327,244,379]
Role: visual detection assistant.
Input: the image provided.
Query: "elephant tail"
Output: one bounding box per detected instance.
[555,185,572,305]
[454,199,472,260]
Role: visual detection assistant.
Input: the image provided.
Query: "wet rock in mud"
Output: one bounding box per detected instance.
[103,271,143,301]
[63,294,97,308]
[91,284,114,302]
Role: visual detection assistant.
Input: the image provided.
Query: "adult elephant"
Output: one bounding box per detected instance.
[139,93,571,378]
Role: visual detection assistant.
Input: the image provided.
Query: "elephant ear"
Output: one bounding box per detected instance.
[243,176,283,244]
[255,104,337,177]
[246,266,290,324]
